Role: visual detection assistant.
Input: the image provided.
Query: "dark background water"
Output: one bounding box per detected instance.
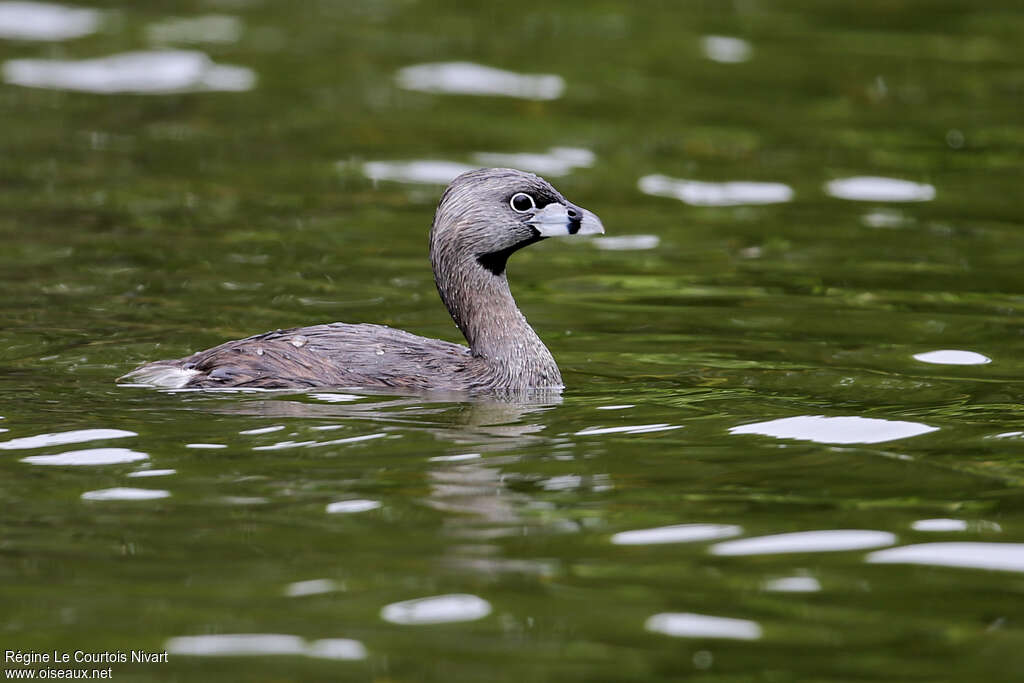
[2,1,1024,680]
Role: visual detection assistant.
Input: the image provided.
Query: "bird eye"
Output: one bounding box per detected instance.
[509,192,536,213]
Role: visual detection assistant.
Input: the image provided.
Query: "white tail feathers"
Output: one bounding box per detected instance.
[118,364,200,389]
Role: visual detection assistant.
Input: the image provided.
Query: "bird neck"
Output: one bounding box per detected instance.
[432,250,562,390]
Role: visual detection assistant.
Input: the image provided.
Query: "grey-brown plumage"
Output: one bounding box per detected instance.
[119,168,604,396]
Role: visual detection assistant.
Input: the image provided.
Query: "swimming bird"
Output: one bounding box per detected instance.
[119,168,604,395]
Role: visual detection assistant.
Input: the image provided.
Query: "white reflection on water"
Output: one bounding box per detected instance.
[425,463,523,530]
[396,61,564,100]
[239,425,285,435]
[862,208,911,229]
[326,499,380,514]
[309,393,363,403]
[428,453,481,462]
[284,578,341,597]
[361,160,477,185]
[593,235,660,251]
[250,433,385,451]
[164,387,276,394]
[645,613,762,640]
[825,176,935,202]
[443,554,558,578]
[251,439,315,451]
[711,530,896,556]
[146,14,242,45]
[575,423,681,436]
[81,487,170,501]
[168,634,304,656]
[638,174,793,206]
[542,474,581,491]
[0,428,135,450]
[127,468,176,478]
[165,634,366,660]
[0,1,101,41]
[20,448,148,466]
[867,543,1024,573]
[311,432,387,447]
[729,415,937,444]
[473,147,594,177]
[542,473,612,492]
[913,349,991,366]
[359,147,595,185]
[701,35,752,63]
[611,523,742,546]
[911,518,968,532]
[380,593,491,625]
[3,50,255,93]
[305,639,368,661]
[763,576,822,592]
[221,496,268,506]
[185,443,226,449]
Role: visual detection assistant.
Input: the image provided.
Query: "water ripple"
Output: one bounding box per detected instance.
[575,423,681,436]
[312,432,387,447]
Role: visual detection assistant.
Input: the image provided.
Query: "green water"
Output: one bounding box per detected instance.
[3,0,1024,680]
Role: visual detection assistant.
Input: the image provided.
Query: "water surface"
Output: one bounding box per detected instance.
[2,1,1024,680]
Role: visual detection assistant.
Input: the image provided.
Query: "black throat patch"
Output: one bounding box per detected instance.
[476,233,543,276]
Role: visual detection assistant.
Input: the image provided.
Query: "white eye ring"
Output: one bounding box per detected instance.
[509,192,536,213]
